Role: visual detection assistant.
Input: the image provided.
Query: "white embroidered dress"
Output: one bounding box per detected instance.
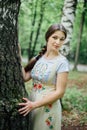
[30,54,69,130]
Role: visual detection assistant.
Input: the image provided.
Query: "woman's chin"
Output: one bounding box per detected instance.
[53,47,59,52]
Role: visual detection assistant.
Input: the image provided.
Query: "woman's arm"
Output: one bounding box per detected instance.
[18,44,32,82]
[33,72,68,107]
[18,72,68,116]
[22,67,32,82]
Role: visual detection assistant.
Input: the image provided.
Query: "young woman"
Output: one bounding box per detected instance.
[18,23,69,130]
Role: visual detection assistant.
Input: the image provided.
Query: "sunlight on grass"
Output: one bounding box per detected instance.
[68,70,87,80]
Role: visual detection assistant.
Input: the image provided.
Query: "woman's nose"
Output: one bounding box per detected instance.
[56,39,60,44]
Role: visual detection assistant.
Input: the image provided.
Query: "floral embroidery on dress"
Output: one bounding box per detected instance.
[45,104,52,112]
[31,62,48,81]
[33,83,45,92]
[45,116,53,129]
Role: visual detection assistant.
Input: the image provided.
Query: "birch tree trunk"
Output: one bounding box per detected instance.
[60,0,78,56]
[0,1,30,129]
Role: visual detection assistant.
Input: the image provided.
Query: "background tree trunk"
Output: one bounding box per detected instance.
[0,1,30,129]
[73,0,86,70]
[61,0,78,56]
[31,0,46,57]
[28,0,38,59]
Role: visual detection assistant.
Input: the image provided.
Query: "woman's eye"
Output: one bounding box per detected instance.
[60,38,65,41]
[52,36,65,41]
[52,36,58,39]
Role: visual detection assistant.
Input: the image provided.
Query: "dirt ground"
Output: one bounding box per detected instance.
[67,73,87,89]
[62,72,87,127]
[62,125,87,130]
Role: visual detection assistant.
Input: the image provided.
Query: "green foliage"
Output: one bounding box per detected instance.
[62,70,87,125]
[70,1,87,64]
[62,87,87,112]
[62,86,87,126]
[18,0,87,64]
[18,0,64,53]
[68,70,82,80]
[78,22,87,64]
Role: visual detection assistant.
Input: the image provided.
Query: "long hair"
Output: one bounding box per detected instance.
[24,24,67,72]
[45,24,67,41]
[24,45,47,72]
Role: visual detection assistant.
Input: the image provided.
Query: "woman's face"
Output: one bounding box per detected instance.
[47,30,65,53]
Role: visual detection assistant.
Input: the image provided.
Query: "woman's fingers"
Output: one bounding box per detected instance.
[18,98,30,106]
[18,98,33,116]
[18,105,31,116]
[23,110,30,116]
[19,103,26,106]
[18,105,27,112]
[22,97,29,102]
[19,107,29,114]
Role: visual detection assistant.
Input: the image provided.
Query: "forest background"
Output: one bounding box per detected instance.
[0,0,87,129]
[19,0,87,127]
[19,0,87,66]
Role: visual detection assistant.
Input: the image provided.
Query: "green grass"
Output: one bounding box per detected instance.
[62,70,87,126]
[68,70,87,80]
[62,86,87,126]
[62,87,87,112]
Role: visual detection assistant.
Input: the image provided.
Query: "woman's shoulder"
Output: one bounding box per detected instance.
[56,54,70,72]
[56,54,69,63]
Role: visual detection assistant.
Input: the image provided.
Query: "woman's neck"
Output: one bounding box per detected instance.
[44,51,60,60]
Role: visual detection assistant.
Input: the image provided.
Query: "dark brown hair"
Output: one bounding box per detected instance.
[24,45,47,72]
[45,23,67,41]
[24,24,67,72]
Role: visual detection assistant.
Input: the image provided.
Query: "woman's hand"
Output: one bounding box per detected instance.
[18,97,33,116]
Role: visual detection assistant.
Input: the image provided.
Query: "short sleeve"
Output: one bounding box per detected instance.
[57,59,69,73]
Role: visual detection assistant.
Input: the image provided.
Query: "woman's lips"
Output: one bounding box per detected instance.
[54,45,60,49]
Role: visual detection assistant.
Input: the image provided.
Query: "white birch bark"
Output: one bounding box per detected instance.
[60,0,78,56]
